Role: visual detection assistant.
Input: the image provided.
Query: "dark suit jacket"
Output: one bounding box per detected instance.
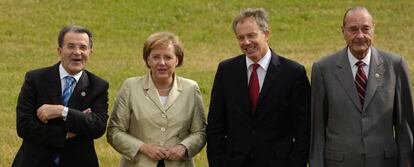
[207,50,311,167]
[309,47,414,167]
[12,63,109,167]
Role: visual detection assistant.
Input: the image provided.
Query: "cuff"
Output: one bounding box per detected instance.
[62,107,69,121]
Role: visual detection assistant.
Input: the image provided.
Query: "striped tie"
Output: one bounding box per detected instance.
[62,76,76,106]
[355,61,367,107]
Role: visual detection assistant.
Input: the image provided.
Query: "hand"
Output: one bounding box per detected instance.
[165,144,187,160]
[139,144,168,161]
[83,108,92,114]
[36,104,64,123]
[67,132,77,139]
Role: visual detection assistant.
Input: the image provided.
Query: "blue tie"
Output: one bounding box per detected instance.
[62,76,76,106]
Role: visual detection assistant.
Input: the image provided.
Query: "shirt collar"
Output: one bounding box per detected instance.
[347,47,371,67]
[59,63,83,82]
[246,47,271,70]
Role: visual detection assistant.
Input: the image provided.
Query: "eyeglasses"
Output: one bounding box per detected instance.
[63,44,90,51]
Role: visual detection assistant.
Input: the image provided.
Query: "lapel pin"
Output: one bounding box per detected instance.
[81,92,86,97]
[375,73,380,78]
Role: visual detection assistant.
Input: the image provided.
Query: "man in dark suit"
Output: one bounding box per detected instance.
[207,8,311,167]
[310,7,414,167]
[12,25,109,167]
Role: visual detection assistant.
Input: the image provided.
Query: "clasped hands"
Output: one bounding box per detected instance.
[36,104,92,139]
[139,143,187,161]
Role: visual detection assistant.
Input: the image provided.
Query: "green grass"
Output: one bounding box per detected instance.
[1,0,414,166]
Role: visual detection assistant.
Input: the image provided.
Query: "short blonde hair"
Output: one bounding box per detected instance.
[143,32,184,68]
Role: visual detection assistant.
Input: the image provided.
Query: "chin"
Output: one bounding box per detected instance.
[353,48,369,53]
[246,54,259,60]
[154,74,170,80]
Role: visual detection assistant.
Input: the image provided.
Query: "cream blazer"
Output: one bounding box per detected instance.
[107,74,206,167]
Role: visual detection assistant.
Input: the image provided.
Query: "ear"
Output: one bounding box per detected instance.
[263,30,270,42]
[372,23,375,33]
[57,47,62,60]
[264,30,270,37]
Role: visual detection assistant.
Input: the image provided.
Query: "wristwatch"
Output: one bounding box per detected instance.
[62,107,69,121]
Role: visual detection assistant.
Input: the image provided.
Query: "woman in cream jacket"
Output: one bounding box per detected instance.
[107,32,206,167]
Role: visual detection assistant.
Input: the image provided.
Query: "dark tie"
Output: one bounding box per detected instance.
[249,64,260,112]
[62,76,76,106]
[355,61,367,107]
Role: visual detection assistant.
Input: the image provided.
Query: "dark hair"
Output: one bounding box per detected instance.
[143,32,184,68]
[58,25,93,49]
[232,8,269,33]
[342,6,374,27]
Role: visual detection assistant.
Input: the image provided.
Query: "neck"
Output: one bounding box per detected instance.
[350,49,369,60]
[157,87,171,91]
[152,76,174,91]
[353,53,366,60]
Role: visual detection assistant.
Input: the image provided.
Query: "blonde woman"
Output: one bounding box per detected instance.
[107,32,206,167]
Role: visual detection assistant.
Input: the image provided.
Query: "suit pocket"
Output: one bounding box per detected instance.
[324,149,344,161]
[384,147,398,159]
[324,150,344,167]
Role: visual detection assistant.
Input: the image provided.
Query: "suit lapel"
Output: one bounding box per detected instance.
[164,75,181,111]
[143,74,166,112]
[68,71,90,108]
[334,48,361,111]
[235,56,251,116]
[45,63,63,105]
[258,52,280,106]
[363,48,384,111]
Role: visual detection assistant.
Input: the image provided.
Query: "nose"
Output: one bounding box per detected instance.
[355,29,365,38]
[240,37,251,45]
[72,47,81,55]
[159,58,166,65]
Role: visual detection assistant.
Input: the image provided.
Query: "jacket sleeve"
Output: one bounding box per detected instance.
[180,84,207,158]
[393,57,414,167]
[309,62,327,167]
[206,64,228,167]
[290,65,311,167]
[107,80,144,160]
[65,79,109,139]
[16,72,66,148]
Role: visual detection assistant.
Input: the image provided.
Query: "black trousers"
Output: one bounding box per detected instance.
[157,160,165,167]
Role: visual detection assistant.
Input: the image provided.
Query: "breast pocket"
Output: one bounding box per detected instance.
[324,149,344,167]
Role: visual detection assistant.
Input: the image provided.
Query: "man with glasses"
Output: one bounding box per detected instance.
[12,25,109,167]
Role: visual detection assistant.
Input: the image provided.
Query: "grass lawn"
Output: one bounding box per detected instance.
[1,0,413,166]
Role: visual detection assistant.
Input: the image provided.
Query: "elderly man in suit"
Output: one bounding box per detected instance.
[207,8,311,167]
[12,25,109,167]
[310,6,414,167]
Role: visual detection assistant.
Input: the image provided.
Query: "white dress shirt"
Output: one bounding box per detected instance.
[246,48,271,92]
[59,63,82,93]
[347,47,371,80]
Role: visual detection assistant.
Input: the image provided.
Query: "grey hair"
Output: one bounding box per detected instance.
[232,8,269,33]
[58,25,93,49]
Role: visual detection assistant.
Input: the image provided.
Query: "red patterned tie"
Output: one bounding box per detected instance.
[355,61,367,107]
[249,64,260,112]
